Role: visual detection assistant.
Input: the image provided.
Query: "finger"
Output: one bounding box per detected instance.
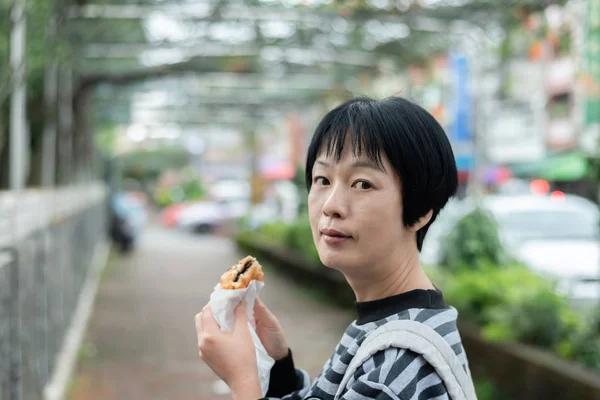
[195,312,203,333]
[195,312,204,348]
[202,304,221,331]
[254,297,262,315]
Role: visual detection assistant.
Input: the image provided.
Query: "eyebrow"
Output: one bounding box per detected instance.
[315,159,386,173]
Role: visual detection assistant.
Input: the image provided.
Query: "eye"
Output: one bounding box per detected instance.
[353,180,373,190]
[314,177,330,186]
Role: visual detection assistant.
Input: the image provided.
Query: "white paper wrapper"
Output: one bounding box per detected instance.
[209,280,275,396]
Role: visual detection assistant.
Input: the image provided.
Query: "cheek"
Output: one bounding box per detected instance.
[356,196,404,240]
[307,190,323,215]
[307,191,322,230]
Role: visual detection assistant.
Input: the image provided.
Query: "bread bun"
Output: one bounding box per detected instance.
[219,256,264,290]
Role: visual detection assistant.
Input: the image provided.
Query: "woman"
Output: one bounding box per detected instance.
[195,96,475,399]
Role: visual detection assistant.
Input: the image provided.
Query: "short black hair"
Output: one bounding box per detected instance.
[305,96,458,251]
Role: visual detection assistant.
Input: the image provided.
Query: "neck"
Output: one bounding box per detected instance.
[346,248,434,302]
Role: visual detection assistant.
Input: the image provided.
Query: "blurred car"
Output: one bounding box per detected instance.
[177,200,226,233]
[424,193,600,308]
[160,202,187,228]
[493,178,534,196]
[483,194,600,307]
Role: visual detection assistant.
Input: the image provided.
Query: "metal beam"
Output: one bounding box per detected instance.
[66,3,451,27]
[82,43,260,59]
[93,90,319,106]
[112,72,341,91]
[80,43,378,67]
[94,113,273,128]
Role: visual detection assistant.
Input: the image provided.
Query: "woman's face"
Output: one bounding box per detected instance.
[308,140,414,275]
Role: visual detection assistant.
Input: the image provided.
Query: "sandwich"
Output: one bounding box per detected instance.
[219,255,264,290]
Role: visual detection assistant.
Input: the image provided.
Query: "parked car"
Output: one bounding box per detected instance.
[424,194,600,309]
[483,194,600,308]
[177,200,226,233]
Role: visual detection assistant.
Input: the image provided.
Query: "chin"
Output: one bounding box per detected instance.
[318,250,359,271]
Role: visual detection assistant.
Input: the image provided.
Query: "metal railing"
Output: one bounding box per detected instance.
[0,184,108,400]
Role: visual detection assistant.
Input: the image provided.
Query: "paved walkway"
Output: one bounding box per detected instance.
[68,224,352,399]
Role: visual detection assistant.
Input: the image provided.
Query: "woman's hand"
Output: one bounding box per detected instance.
[195,301,261,396]
[254,297,290,361]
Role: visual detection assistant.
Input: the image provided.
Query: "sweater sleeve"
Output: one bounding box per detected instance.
[263,349,312,399]
[339,348,450,400]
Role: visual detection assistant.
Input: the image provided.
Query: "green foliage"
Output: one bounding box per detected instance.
[440,208,510,271]
[257,221,289,246]
[284,215,321,266]
[444,265,551,325]
[473,376,500,400]
[556,308,600,371]
[153,177,206,208]
[180,176,206,201]
[121,146,190,182]
[483,289,576,348]
[245,215,321,266]
[95,125,119,155]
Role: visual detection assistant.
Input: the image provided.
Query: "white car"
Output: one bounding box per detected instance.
[177,201,226,233]
[422,194,600,308]
[482,194,600,308]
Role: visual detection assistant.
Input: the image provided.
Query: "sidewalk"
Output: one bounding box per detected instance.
[68,225,352,399]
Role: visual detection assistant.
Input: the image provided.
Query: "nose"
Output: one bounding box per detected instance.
[322,184,347,219]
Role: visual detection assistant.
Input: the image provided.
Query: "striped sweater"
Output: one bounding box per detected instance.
[263,289,473,400]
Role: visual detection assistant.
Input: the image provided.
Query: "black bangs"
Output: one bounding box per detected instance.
[305,97,385,191]
[319,101,384,170]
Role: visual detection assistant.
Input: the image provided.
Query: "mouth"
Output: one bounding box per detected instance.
[320,228,352,244]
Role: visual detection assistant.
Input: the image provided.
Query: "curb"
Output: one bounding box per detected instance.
[43,241,111,400]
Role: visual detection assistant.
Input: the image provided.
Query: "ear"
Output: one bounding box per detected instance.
[408,210,433,232]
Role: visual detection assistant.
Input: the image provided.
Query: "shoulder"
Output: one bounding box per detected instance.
[357,307,460,343]
[349,347,450,399]
[350,307,467,394]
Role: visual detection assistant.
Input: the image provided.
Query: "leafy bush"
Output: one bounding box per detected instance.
[444,265,550,325]
[440,208,510,271]
[249,216,320,266]
[483,289,577,348]
[257,221,289,246]
[473,376,500,400]
[284,216,320,266]
[557,308,600,371]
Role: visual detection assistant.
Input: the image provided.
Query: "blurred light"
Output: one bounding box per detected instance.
[127,124,148,142]
[208,22,255,44]
[185,136,205,155]
[396,0,412,12]
[551,190,566,201]
[530,179,550,196]
[145,13,191,43]
[260,21,296,39]
[332,18,350,34]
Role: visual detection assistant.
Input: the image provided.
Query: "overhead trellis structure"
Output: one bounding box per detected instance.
[0,0,567,188]
[66,0,565,98]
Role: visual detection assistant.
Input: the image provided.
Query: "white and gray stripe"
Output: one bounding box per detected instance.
[267,307,471,400]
